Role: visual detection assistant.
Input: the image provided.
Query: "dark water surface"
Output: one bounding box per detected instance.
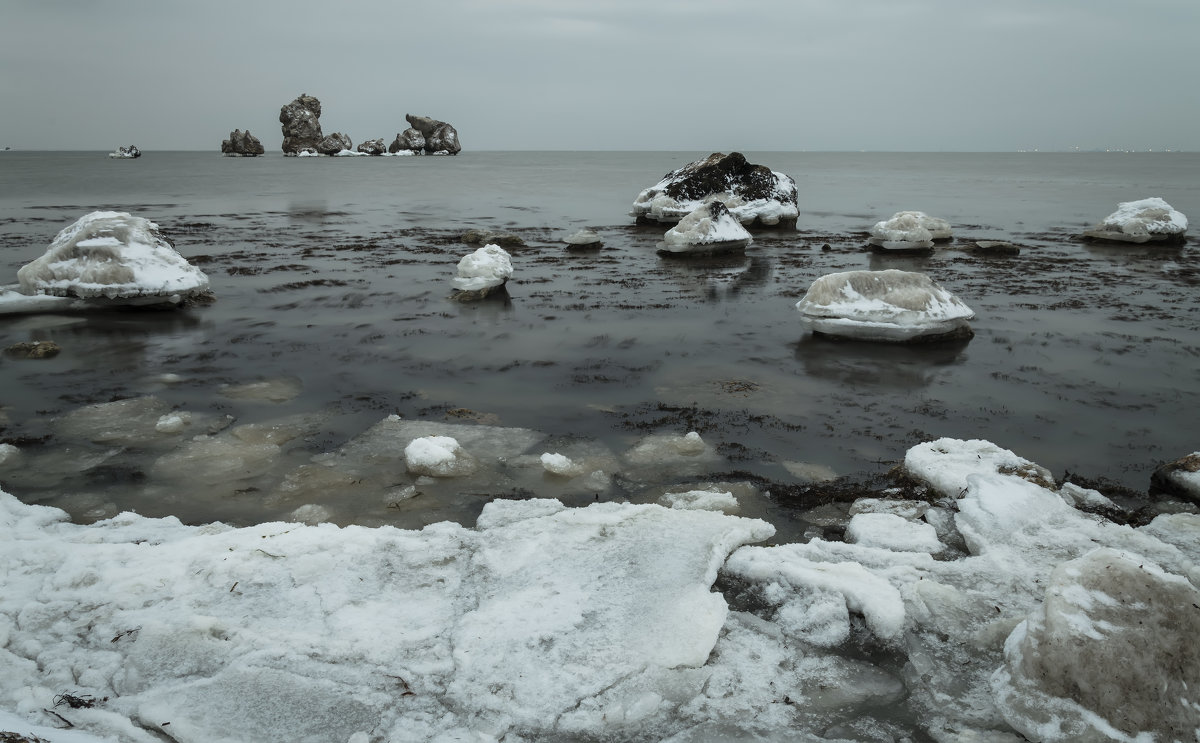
[1,151,1197,530]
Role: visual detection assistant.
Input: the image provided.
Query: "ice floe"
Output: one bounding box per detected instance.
[659,200,753,256]
[564,228,603,249]
[631,152,799,228]
[2,211,210,314]
[1082,196,1188,243]
[868,210,952,251]
[795,269,975,342]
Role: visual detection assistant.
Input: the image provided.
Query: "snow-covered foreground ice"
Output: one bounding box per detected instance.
[3,437,1197,742]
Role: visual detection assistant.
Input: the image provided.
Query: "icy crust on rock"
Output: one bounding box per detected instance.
[722,438,1199,742]
[15,211,210,301]
[795,269,975,342]
[1083,197,1188,243]
[661,200,753,254]
[868,210,952,250]
[631,152,799,227]
[452,243,512,291]
[0,492,773,743]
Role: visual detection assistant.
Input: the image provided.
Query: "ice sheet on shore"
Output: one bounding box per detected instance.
[3,436,1198,742]
[795,269,975,342]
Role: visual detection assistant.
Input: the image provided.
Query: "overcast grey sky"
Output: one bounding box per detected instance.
[2,0,1197,152]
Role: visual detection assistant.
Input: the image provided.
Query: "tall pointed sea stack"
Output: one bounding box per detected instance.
[279,94,323,155]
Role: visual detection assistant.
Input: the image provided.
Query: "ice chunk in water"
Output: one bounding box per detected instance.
[795,270,974,342]
[405,435,477,477]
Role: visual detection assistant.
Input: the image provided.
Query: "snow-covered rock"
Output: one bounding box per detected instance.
[868,211,952,251]
[795,269,974,342]
[1150,451,1200,503]
[564,228,603,249]
[1082,197,1188,243]
[108,145,140,159]
[11,211,210,308]
[451,243,512,299]
[659,200,753,256]
[631,152,799,228]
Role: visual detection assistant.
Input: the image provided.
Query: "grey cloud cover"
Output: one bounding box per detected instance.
[1,0,1196,151]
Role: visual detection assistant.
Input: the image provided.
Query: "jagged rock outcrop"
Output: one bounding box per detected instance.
[356,138,387,156]
[221,129,265,157]
[279,94,323,154]
[109,145,141,159]
[317,132,353,155]
[405,114,461,155]
[389,128,426,154]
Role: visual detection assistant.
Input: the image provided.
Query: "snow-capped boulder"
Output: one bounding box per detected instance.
[1082,197,1188,243]
[108,145,140,159]
[564,228,603,249]
[389,128,425,154]
[279,94,323,155]
[659,200,753,256]
[356,137,387,156]
[994,548,1200,742]
[317,132,353,156]
[221,129,265,156]
[1150,451,1200,503]
[404,435,477,477]
[405,114,461,155]
[868,211,952,251]
[451,244,512,300]
[13,211,210,306]
[795,269,974,342]
[631,152,799,228]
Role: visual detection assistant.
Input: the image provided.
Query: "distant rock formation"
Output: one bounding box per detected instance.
[109,145,141,159]
[357,138,387,156]
[317,132,353,155]
[389,128,426,154]
[631,152,797,228]
[280,94,323,155]
[221,129,265,157]
[405,114,461,155]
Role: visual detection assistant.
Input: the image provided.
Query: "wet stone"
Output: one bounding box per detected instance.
[3,341,61,359]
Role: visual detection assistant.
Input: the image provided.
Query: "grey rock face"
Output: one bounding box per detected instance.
[279,94,323,154]
[389,128,425,153]
[405,113,461,154]
[316,132,353,155]
[356,138,387,156]
[221,129,265,156]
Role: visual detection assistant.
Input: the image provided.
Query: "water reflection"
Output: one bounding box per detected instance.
[867,250,933,272]
[793,334,971,390]
[658,254,774,302]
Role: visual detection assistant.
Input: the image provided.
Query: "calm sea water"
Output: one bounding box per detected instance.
[0,150,1197,528]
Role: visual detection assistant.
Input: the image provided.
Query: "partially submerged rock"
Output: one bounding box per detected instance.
[389,128,425,154]
[221,129,265,156]
[973,239,1021,255]
[461,229,525,248]
[6,211,211,312]
[279,94,323,155]
[1150,451,1200,503]
[356,138,387,156]
[796,269,974,342]
[1082,196,1188,244]
[405,114,461,155]
[108,145,140,159]
[3,340,61,359]
[451,244,512,301]
[658,199,753,256]
[317,132,353,156]
[868,211,952,251]
[632,152,798,228]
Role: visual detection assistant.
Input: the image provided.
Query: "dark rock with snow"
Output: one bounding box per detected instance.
[221,129,265,156]
[1150,452,1200,503]
[632,152,798,228]
[356,138,387,156]
[317,132,353,156]
[405,114,461,155]
[279,94,324,154]
[109,145,141,159]
[389,128,426,154]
